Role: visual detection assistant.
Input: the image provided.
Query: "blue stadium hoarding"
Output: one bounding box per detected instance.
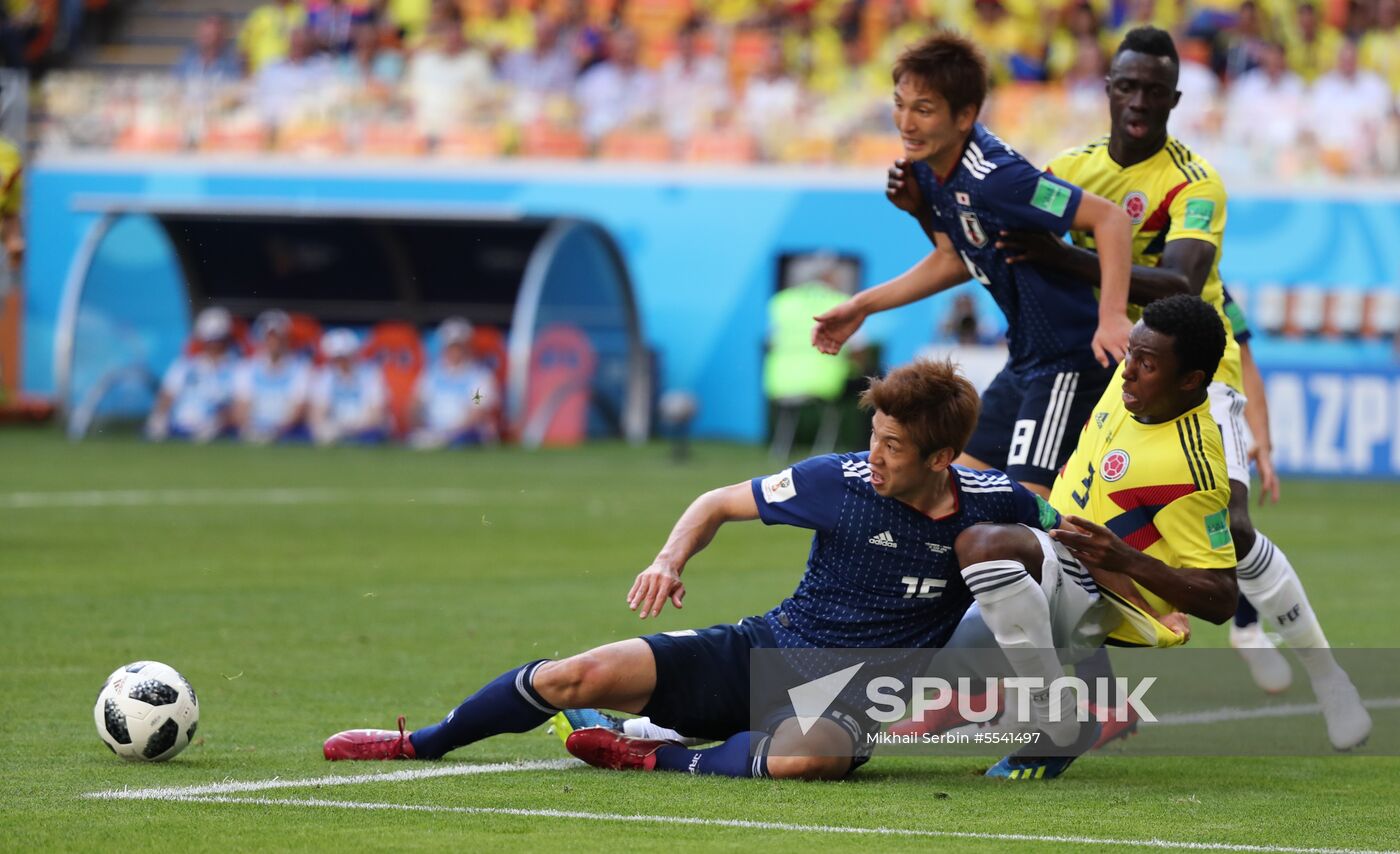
[23,156,1400,474]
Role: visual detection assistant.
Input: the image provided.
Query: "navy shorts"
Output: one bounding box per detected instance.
[964,364,1115,487]
[638,617,773,743]
[639,616,875,768]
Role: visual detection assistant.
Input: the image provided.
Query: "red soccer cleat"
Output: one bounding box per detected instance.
[565,726,675,771]
[888,691,1000,738]
[323,715,418,761]
[1089,703,1140,751]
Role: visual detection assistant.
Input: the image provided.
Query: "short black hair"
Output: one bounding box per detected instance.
[1141,294,1226,386]
[1114,25,1179,66]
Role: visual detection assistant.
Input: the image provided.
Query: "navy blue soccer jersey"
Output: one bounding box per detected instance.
[749,452,1059,650]
[911,124,1103,376]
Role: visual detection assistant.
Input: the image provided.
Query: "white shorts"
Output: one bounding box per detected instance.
[1208,381,1253,486]
[938,526,1118,671]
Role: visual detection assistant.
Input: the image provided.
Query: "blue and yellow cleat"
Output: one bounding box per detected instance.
[985,722,1102,781]
[548,709,624,746]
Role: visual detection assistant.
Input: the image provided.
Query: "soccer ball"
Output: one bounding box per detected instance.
[94,661,199,761]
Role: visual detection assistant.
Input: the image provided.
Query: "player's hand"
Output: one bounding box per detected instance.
[1091,312,1133,367]
[1159,611,1192,643]
[1250,443,1280,506]
[628,563,685,619]
[885,158,925,215]
[1049,515,1138,574]
[995,230,1064,266]
[812,299,866,355]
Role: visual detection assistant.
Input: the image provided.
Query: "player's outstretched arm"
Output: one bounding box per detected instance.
[812,231,967,355]
[995,230,1189,305]
[1070,192,1134,366]
[1157,238,1217,297]
[1051,515,1238,623]
[628,482,760,619]
[1239,341,1280,505]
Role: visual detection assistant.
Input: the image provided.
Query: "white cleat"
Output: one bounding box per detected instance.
[1314,674,1372,751]
[1230,622,1293,694]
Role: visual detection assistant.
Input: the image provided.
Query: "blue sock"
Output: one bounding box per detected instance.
[651,731,770,778]
[1235,595,1259,628]
[409,659,557,760]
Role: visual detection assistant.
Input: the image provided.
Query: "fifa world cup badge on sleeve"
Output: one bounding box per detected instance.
[762,469,796,504]
[1031,177,1071,217]
[1184,199,1215,231]
[1204,510,1230,549]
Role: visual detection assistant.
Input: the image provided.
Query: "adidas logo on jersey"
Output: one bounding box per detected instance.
[868,531,898,548]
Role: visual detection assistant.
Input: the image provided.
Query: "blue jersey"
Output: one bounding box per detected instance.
[750,452,1058,650]
[912,124,1102,376]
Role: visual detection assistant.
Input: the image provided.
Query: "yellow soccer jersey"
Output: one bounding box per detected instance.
[1050,369,1234,647]
[0,138,21,218]
[1048,136,1242,394]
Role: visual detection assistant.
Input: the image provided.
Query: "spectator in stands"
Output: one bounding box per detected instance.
[738,39,801,157]
[385,0,430,44]
[1360,0,1400,92]
[573,29,659,143]
[232,309,313,444]
[337,20,404,95]
[658,19,728,143]
[499,16,575,109]
[406,14,493,137]
[308,0,362,54]
[308,328,389,445]
[966,0,1042,82]
[1309,39,1394,172]
[239,0,309,74]
[1226,40,1306,158]
[1222,0,1269,83]
[1170,37,1221,140]
[1044,1,1101,82]
[410,317,499,449]
[1285,1,1342,82]
[0,0,39,68]
[466,0,535,66]
[253,27,335,125]
[175,15,241,82]
[146,307,239,443]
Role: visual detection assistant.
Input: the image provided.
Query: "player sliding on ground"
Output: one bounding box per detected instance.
[812,31,1137,501]
[324,359,1090,779]
[1001,26,1370,750]
[587,296,1249,780]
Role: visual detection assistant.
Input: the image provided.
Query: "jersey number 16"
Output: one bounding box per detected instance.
[901,576,947,599]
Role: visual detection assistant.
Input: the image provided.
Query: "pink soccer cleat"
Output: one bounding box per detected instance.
[323,715,418,761]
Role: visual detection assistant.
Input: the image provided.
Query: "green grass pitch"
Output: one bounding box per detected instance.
[2,429,1397,852]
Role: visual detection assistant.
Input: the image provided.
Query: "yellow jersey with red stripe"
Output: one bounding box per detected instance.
[1047,136,1242,394]
[1050,369,1234,647]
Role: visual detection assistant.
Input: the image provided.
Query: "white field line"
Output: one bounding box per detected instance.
[0,487,538,509]
[1154,697,1400,727]
[135,794,1400,854]
[83,758,579,800]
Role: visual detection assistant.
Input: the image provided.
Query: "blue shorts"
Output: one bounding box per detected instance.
[639,616,874,768]
[639,617,773,743]
[964,364,1114,487]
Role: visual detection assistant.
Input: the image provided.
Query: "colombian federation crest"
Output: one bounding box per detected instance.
[1101,449,1130,482]
[959,210,988,247]
[1123,191,1148,225]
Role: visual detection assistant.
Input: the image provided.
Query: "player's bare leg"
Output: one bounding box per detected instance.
[763,717,856,780]
[1229,480,1371,749]
[324,639,658,760]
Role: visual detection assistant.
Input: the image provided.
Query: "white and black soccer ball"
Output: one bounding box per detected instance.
[94,661,199,761]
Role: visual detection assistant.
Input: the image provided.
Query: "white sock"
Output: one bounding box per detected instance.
[1236,532,1343,685]
[961,560,1077,746]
